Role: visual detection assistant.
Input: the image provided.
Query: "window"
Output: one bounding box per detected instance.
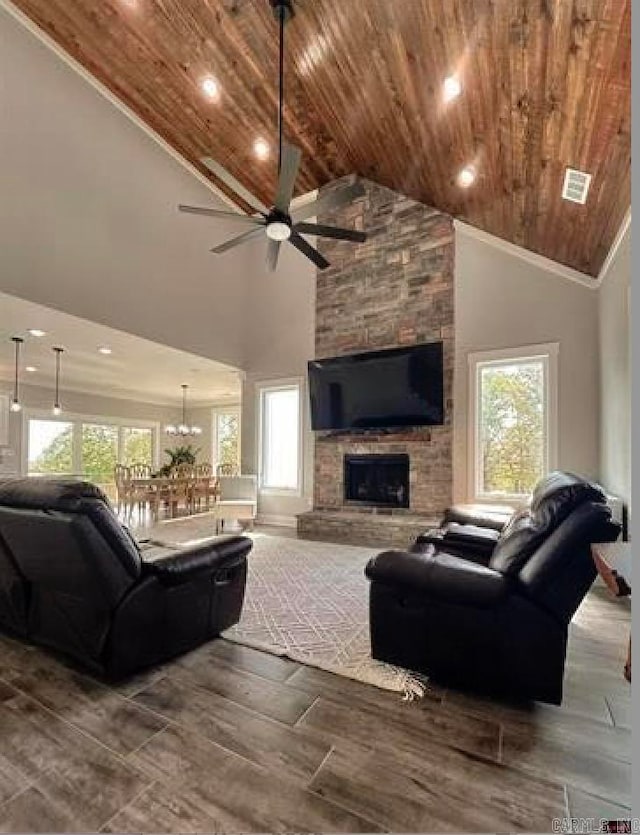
[81,423,119,485]
[469,344,558,500]
[28,420,74,476]
[26,414,157,492]
[121,427,154,467]
[212,408,240,472]
[258,382,301,493]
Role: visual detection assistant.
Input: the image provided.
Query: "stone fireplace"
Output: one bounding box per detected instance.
[297,175,454,548]
[344,454,410,509]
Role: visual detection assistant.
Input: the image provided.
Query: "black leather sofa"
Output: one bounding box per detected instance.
[365,472,620,704]
[0,478,252,679]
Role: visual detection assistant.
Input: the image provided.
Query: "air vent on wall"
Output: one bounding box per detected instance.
[562,167,592,204]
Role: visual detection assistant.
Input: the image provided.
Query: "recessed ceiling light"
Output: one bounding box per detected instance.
[457,165,476,188]
[299,35,330,77]
[25,366,37,373]
[98,346,113,355]
[253,138,270,160]
[201,76,220,100]
[443,75,462,103]
[28,329,46,337]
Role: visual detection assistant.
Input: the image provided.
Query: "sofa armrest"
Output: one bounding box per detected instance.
[443,503,515,531]
[365,548,508,607]
[416,523,499,560]
[142,534,251,587]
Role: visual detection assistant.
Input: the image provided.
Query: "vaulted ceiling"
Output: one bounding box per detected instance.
[8,0,630,277]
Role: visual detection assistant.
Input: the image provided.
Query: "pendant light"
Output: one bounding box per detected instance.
[10,337,23,412]
[52,347,64,415]
[165,384,202,436]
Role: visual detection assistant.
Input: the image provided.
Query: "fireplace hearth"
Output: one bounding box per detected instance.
[344,454,410,509]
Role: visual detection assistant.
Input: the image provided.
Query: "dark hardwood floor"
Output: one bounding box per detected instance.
[0,535,631,833]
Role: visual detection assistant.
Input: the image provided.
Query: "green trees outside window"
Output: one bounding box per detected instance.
[28,420,74,475]
[216,413,240,472]
[28,419,154,484]
[122,427,153,466]
[81,424,118,483]
[479,360,545,496]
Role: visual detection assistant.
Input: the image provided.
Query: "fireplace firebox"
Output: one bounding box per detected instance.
[344,454,410,509]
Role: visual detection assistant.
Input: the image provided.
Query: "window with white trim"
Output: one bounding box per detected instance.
[258,382,301,493]
[469,344,558,501]
[212,407,241,472]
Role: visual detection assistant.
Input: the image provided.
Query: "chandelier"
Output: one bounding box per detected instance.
[165,384,202,436]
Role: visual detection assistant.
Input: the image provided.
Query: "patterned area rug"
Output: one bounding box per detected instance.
[139,516,424,697]
[225,534,424,698]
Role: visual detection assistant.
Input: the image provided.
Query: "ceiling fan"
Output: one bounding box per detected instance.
[178,0,367,272]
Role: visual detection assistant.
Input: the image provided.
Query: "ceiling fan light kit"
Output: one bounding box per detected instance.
[179,0,366,272]
[265,216,291,241]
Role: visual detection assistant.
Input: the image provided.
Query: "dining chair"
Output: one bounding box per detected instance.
[192,462,215,512]
[128,462,154,519]
[129,463,152,480]
[113,464,130,516]
[170,463,195,516]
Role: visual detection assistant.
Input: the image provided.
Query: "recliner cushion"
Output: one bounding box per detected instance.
[530,471,606,515]
[490,472,608,576]
[80,500,142,578]
[489,509,542,574]
[443,503,515,531]
[518,501,619,621]
[0,477,141,578]
[531,470,607,528]
[0,477,109,509]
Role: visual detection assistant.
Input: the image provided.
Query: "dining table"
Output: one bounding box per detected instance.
[127,475,218,518]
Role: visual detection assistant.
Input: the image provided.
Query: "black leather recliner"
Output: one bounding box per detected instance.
[365,472,620,704]
[0,478,252,679]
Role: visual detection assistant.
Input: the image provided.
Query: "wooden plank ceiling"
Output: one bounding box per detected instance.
[11,0,630,276]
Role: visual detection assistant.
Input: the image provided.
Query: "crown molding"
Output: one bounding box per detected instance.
[0,0,240,212]
[594,209,631,287]
[454,220,597,288]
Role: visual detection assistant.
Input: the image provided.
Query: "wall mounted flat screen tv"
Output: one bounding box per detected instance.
[308,341,444,431]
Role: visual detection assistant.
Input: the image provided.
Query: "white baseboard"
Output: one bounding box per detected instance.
[256,514,297,529]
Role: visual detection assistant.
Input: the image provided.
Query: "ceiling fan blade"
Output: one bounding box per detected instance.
[266,239,281,272]
[274,143,302,213]
[201,156,270,216]
[291,180,366,223]
[294,222,367,243]
[179,205,263,224]
[289,230,330,270]
[211,226,265,254]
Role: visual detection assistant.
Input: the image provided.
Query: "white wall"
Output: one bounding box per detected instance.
[598,229,631,509]
[0,6,251,370]
[240,241,316,523]
[454,228,600,502]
